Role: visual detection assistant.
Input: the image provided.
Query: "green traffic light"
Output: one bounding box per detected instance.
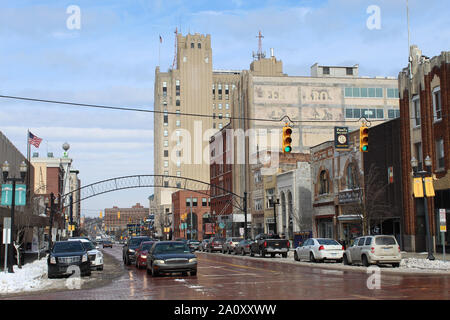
[362,145,368,151]
[284,146,292,153]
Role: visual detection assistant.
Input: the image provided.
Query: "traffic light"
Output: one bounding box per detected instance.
[100,211,102,219]
[282,124,293,153]
[359,125,369,152]
[117,211,120,219]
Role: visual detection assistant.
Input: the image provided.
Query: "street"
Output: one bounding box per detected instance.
[4,246,450,300]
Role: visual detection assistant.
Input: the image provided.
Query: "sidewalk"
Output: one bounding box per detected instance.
[401,251,448,261]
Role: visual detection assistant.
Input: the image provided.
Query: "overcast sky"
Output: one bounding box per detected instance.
[1,0,448,217]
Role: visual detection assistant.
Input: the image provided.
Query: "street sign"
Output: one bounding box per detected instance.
[335,127,349,150]
[2,217,11,244]
[440,209,447,232]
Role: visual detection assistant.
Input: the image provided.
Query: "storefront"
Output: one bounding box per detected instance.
[315,215,334,239]
[338,214,363,247]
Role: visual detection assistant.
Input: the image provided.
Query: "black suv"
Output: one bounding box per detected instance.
[47,240,91,278]
[123,236,153,265]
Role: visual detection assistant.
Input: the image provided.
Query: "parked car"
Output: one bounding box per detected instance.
[234,239,253,255]
[199,239,210,252]
[146,241,197,277]
[68,238,104,270]
[187,240,201,251]
[123,236,153,265]
[222,237,243,254]
[47,240,91,278]
[206,237,226,253]
[102,240,113,248]
[249,234,290,258]
[294,238,344,263]
[343,235,401,267]
[135,241,155,269]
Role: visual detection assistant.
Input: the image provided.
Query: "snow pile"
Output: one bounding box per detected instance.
[0,258,86,295]
[401,258,450,271]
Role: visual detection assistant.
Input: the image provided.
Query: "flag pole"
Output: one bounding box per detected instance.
[26,129,31,201]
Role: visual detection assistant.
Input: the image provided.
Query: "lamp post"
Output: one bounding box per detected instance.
[44,193,57,250]
[2,161,27,273]
[411,156,435,260]
[269,197,280,235]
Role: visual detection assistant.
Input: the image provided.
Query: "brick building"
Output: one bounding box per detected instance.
[172,190,211,241]
[398,46,450,252]
[104,203,149,232]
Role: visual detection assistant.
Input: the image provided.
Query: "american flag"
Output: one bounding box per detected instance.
[28,131,43,148]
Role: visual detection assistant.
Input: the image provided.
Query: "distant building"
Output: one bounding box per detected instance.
[398,46,450,252]
[104,203,149,233]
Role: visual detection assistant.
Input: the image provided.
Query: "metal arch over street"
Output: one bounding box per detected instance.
[60,174,245,211]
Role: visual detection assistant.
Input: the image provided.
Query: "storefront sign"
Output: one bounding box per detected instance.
[338,189,361,204]
[335,127,349,150]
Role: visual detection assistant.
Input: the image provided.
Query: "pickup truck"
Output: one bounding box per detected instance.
[250,233,290,258]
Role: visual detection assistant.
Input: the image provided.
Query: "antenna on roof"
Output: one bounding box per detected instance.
[252,30,266,61]
[172,27,178,70]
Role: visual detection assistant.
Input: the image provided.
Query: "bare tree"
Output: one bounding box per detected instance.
[13,213,33,268]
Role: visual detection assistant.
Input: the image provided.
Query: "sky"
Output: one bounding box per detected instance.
[0,0,448,217]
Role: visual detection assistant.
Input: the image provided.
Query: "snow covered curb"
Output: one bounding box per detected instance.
[0,258,90,295]
[400,258,450,271]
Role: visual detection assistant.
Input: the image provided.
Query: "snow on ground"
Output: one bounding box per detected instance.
[400,258,450,271]
[0,258,88,295]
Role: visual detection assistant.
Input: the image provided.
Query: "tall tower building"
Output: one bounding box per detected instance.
[153,33,240,236]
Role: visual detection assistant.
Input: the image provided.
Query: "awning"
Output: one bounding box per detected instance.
[337,214,363,221]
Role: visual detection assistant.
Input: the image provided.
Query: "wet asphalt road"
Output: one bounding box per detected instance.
[5,245,450,300]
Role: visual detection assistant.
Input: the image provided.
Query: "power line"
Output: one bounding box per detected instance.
[0,94,441,124]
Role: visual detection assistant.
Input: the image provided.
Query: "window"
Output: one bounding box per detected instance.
[176,182,181,188]
[163,130,168,137]
[176,120,181,127]
[352,88,360,97]
[176,98,180,106]
[357,238,366,246]
[192,198,198,207]
[164,140,169,147]
[323,67,330,75]
[376,109,384,119]
[198,43,201,49]
[176,171,181,177]
[218,84,222,99]
[346,68,353,76]
[346,163,358,189]
[376,88,383,98]
[176,110,180,116]
[218,113,223,119]
[213,123,216,129]
[413,96,421,126]
[345,88,353,97]
[353,108,361,119]
[162,82,167,97]
[361,109,369,118]
[364,237,372,245]
[254,199,263,211]
[175,80,180,96]
[164,180,168,186]
[164,150,168,157]
[415,143,422,170]
[164,171,169,176]
[387,88,399,98]
[202,198,207,207]
[212,84,215,99]
[360,88,368,98]
[191,43,194,48]
[433,87,442,122]
[218,104,222,109]
[368,109,376,119]
[176,160,181,168]
[345,109,353,118]
[225,113,230,118]
[186,198,191,207]
[218,123,223,129]
[164,160,169,167]
[176,150,182,157]
[319,170,329,195]
[266,188,275,208]
[436,138,445,170]
[225,103,229,110]
[163,111,168,125]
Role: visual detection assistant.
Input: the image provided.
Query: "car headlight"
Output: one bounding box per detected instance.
[141,255,147,259]
[154,259,165,264]
[50,256,56,264]
[189,258,197,263]
[97,251,103,258]
[128,249,135,253]
[82,254,88,262]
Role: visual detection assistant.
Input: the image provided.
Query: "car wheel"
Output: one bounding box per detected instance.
[309,252,316,263]
[250,250,254,257]
[282,252,288,258]
[362,255,370,267]
[392,263,400,268]
[228,249,231,254]
[343,254,350,265]
[294,251,299,261]
[260,249,265,258]
[191,270,197,276]
[151,266,159,277]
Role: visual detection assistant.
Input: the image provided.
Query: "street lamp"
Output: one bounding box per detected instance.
[269,197,280,235]
[44,193,58,250]
[411,155,435,260]
[1,160,27,273]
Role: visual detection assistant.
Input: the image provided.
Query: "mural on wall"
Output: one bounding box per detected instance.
[254,85,298,104]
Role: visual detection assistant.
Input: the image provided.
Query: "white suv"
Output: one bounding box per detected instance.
[343,235,401,268]
[69,238,104,271]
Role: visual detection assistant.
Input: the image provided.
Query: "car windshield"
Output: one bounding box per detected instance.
[130,238,151,247]
[232,238,243,242]
[375,237,397,245]
[53,241,84,253]
[317,239,340,245]
[81,241,96,251]
[154,243,190,254]
[141,243,154,251]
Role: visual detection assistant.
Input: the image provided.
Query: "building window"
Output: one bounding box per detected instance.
[218,84,222,100]
[218,104,222,110]
[388,109,400,119]
[164,171,169,176]
[202,198,207,207]
[176,160,181,168]
[164,181,169,187]
[176,182,181,188]
[186,198,191,207]
[164,150,168,157]
[345,109,353,118]
[433,87,442,122]
[163,130,168,137]
[346,68,353,76]
[163,111,168,125]
[213,123,216,129]
[176,120,181,127]
[198,43,201,49]
[176,98,180,106]
[218,113,223,119]
[164,140,169,147]
[266,188,275,208]
[192,198,198,207]
[176,110,180,116]
[176,150,182,157]
[212,84,215,99]
[218,123,223,129]
[323,67,330,75]
[225,103,229,110]
[176,171,181,177]
[436,138,445,170]
[413,96,421,127]
[164,160,169,167]
[387,88,399,98]
[346,163,358,189]
[225,113,230,118]
[191,43,194,48]
[319,170,329,195]
[376,109,384,119]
